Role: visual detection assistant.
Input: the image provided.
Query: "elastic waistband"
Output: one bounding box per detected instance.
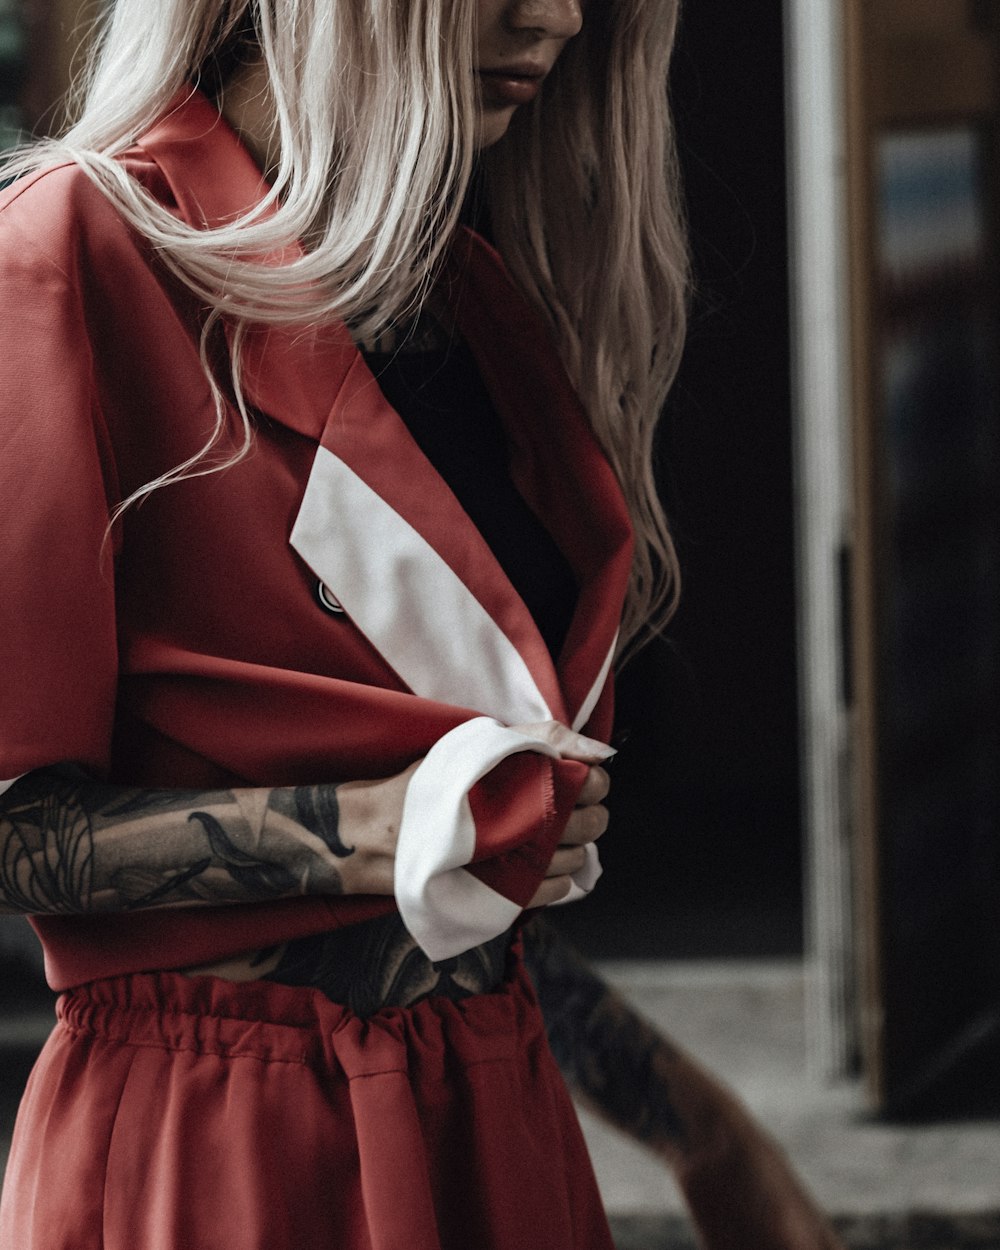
[55,946,543,1078]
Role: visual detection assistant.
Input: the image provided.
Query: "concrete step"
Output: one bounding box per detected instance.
[610,1211,1000,1250]
[578,961,1000,1225]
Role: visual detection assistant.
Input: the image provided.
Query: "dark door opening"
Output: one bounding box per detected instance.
[554,3,802,961]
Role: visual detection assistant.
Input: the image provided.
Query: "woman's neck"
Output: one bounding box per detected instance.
[218,59,279,181]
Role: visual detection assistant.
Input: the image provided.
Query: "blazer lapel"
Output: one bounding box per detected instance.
[290,350,566,725]
[135,89,358,442]
[442,230,634,731]
[135,91,630,729]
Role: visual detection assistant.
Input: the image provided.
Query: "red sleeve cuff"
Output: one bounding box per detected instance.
[465,754,589,907]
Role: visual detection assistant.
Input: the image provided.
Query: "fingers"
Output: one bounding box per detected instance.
[506,722,616,910]
[546,844,590,877]
[528,876,574,908]
[542,761,609,890]
[577,764,610,807]
[509,720,616,764]
[532,838,599,906]
[560,799,609,848]
[554,764,610,852]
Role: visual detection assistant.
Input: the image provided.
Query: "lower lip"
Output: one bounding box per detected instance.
[477,73,542,107]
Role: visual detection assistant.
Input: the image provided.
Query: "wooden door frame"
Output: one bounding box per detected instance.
[786,0,999,1102]
[844,0,1000,1109]
[784,0,859,1081]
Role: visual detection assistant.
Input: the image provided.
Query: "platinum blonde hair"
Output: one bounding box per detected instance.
[5,0,688,655]
[487,0,688,653]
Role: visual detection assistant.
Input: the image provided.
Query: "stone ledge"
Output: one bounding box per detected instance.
[610,1211,1000,1250]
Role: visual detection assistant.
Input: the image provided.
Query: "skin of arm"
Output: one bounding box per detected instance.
[523,917,845,1250]
[0,763,400,915]
[0,727,609,917]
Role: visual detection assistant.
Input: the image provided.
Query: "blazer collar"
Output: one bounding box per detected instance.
[134,88,632,730]
[134,87,358,440]
[440,232,634,727]
[133,86,271,230]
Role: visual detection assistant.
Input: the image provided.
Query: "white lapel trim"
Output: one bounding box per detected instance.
[292,450,612,957]
[571,634,618,732]
[396,717,558,961]
[291,446,555,723]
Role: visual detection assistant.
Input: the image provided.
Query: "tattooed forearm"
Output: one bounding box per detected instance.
[0,765,353,916]
[524,927,847,1250]
[523,917,686,1153]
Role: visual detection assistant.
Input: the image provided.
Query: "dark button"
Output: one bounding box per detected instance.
[316,580,346,615]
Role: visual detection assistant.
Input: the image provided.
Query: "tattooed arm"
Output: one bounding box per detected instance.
[523,918,844,1250]
[0,763,406,915]
[0,731,606,916]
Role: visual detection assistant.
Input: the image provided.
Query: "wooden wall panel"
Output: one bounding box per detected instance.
[847,0,1000,1115]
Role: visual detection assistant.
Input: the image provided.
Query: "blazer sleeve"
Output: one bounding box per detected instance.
[0,212,120,788]
[393,717,597,962]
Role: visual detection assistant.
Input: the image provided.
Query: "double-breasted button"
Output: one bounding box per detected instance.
[316,580,346,615]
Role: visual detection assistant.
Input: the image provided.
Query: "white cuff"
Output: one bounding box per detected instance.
[395,717,599,961]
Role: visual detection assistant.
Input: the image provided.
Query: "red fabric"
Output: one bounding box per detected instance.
[0,89,633,987]
[0,952,615,1250]
[467,756,590,905]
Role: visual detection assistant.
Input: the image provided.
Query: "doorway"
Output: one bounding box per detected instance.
[555,2,804,965]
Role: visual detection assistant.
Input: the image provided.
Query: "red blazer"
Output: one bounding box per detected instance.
[0,91,633,988]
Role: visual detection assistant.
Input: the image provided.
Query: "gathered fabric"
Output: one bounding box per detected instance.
[0,946,614,1250]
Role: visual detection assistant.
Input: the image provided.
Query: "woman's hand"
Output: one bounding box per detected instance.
[337,720,614,907]
[0,720,611,918]
[508,721,615,910]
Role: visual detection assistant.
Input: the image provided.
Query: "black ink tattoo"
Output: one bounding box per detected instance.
[0,767,352,916]
[267,785,354,859]
[0,783,94,912]
[264,912,512,1017]
[522,917,686,1151]
[122,858,214,911]
[188,811,302,896]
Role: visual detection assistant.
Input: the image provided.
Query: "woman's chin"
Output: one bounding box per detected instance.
[475,106,516,150]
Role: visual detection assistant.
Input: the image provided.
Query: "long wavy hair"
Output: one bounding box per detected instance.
[3,0,688,654]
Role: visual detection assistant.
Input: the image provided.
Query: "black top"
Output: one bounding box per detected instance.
[362,336,578,660]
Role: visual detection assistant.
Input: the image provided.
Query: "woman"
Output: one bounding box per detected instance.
[0,2,841,1248]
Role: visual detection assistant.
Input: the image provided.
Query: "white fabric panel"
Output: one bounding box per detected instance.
[571,634,618,732]
[293,450,609,957]
[0,777,22,798]
[291,446,554,725]
[396,717,567,961]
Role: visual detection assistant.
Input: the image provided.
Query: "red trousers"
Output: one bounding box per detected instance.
[1,953,613,1250]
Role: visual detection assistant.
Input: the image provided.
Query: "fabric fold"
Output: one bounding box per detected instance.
[395,717,600,961]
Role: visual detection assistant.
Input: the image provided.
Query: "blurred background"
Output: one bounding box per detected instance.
[1,0,998,1244]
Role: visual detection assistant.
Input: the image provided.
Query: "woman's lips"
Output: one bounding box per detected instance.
[477,70,544,107]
